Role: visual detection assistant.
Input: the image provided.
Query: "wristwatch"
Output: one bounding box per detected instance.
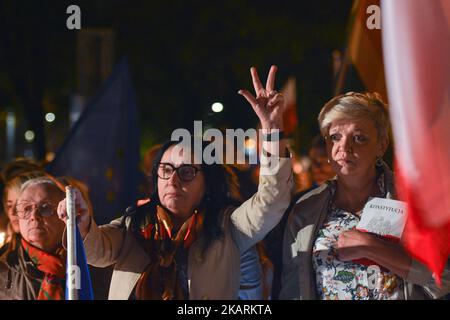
[262,130,284,141]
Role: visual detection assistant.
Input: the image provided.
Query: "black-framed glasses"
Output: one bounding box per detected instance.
[15,201,57,220]
[156,163,202,182]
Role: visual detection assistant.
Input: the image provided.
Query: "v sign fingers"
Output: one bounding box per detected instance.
[250,67,264,96]
[239,64,288,156]
[239,65,284,131]
[265,65,277,92]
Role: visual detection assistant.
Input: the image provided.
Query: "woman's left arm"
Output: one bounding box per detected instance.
[336,230,411,277]
[230,66,293,253]
[230,155,293,254]
[337,230,450,297]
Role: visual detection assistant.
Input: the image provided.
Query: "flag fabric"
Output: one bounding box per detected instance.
[382,0,450,283]
[65,225,94,300]
[47,58,141,225]
[348,0,386,98]
[336,0,387,100]
[280,77,298,137]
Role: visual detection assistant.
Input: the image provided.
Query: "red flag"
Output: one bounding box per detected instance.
[345,0,387,100]
[382,0,450,283]
[281,77,298,136]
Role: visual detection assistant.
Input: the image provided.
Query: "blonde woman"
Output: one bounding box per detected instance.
[280,92,450,300]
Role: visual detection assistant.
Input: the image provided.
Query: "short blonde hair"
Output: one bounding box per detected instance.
[318,92,390,139]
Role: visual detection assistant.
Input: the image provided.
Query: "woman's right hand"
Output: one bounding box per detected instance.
[238,65,288,157]
[57,188,91,239]
[238,65,285,131]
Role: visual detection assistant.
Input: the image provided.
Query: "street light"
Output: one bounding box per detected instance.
[211,102,224,113]
[24,130,35,142]
[6,110,16,161]
[45,112,56,123]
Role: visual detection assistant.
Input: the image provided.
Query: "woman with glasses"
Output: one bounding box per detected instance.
[0,177,66,300]
[57,65,294,299]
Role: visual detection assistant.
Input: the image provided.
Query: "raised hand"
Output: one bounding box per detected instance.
[57,188,91,239]
[238,65,285,131]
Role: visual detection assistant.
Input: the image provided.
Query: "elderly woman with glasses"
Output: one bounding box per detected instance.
[57,66,293,300]
[0,177,66,300]
[280,92,450,300]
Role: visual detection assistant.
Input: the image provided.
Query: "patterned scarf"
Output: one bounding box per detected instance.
[21,239,66,300]
[133,203,204,300]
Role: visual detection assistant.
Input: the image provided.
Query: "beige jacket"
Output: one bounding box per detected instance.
[279,164,450,300]
[83,157,293,300]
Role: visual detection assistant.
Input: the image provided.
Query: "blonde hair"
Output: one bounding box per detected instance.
[318,92,390,140]
[3,171,46,212]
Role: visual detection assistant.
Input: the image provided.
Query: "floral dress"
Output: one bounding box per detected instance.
[312,174,404,300]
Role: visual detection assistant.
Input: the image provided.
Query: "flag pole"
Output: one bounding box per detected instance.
[66,186,79,300]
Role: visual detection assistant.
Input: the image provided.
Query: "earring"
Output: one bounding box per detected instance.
[376,157,383,167]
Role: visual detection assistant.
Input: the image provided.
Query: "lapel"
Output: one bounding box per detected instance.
[108,222,151,300]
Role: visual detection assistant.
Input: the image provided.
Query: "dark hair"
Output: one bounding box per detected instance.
[1,158,43,183]
[132,139,241,253]
[310,134,326,151]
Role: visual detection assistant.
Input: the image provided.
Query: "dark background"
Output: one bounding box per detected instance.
[0,0,353,163]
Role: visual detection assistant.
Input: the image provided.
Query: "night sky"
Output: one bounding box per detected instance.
[0,0,353,162]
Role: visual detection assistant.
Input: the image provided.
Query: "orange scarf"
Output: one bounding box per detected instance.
[21,239,66,300]
[134,204,204,300]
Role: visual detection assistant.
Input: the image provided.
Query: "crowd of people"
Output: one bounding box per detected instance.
[0,66,449,300]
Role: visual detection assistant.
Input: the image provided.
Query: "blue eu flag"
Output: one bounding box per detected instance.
[47,58,141,225]
[65,225,94,300]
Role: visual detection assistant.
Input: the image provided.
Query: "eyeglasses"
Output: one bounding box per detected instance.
[15,201,57,220]
[156,163,202,182]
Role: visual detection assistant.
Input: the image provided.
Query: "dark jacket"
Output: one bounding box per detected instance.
[0,245,44,300]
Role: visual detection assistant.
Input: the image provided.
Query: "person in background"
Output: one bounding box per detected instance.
[0,158,44,254]
[1,158,43,183]
[1,171,46,257]
[0,179,7,250]
[142,144,163,196]
[0,177,66,299]
[309,134,335,187]
[291,154,312,194]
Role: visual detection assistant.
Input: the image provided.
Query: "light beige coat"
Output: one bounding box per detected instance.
[83,157,293,300]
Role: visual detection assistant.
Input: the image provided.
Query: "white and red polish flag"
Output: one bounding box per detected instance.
[280,77,298,137]
[381,0,450,284]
